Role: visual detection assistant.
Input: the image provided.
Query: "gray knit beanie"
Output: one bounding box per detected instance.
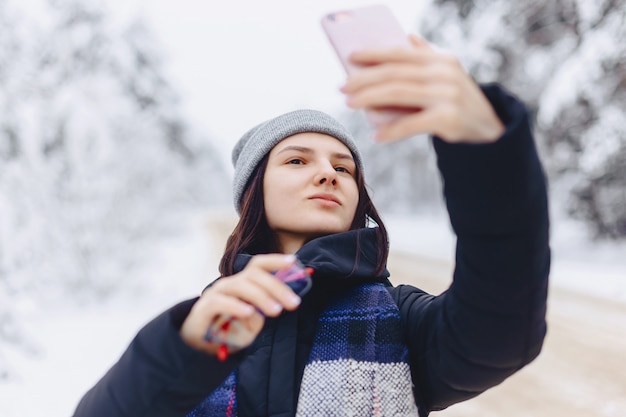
[231,109,363,212]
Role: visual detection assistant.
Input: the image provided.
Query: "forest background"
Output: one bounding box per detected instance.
[1,0,625,415]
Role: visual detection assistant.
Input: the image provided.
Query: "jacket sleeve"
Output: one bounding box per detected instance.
[393,84,550,416]
[73,298,243,417]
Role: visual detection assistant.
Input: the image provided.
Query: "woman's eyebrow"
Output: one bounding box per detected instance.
[333,152,355,162]
[277,145,313,154]
[276,145,354,162]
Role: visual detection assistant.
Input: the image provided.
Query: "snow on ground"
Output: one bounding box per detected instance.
[0,210,624,416]
[0,210,219,416]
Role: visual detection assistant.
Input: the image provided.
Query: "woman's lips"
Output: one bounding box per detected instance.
[309,193,341,207]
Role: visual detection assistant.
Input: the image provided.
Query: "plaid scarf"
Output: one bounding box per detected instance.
[188,282,417,416]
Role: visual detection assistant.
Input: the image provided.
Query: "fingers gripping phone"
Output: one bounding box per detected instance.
[321,4,413,127]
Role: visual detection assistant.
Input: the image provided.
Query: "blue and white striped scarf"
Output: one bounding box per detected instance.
[188,282,417,416]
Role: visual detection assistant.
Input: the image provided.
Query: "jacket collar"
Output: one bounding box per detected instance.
[234,228,390,284]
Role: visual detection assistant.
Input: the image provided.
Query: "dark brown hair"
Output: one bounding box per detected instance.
[219,154,389,276]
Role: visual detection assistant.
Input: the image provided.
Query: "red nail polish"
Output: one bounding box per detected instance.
[217,344,229,362]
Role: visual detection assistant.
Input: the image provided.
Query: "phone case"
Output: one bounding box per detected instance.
[321,5,413,126]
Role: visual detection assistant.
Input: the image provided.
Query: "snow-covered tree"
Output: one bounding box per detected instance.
[416,0,626,238]
[0,0,229,375]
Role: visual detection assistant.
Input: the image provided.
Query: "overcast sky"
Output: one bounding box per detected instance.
[112,1,428,165]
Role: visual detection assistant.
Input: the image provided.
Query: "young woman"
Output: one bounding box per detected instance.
[74,37,550,417]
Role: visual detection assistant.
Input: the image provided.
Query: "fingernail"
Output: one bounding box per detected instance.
[284,254,296,263]
[288,294,301,307]
[270,302,283,314]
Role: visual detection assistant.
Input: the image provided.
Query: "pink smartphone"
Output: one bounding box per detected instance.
[321,4,413,127]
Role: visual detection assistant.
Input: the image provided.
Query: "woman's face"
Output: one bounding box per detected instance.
[263,132,359,253]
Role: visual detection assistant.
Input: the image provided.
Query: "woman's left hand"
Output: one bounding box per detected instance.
[341,35,504,144]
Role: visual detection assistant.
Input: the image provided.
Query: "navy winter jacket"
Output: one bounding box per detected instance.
[73,84,550,416]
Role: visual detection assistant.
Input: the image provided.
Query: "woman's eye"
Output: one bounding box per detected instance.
[288,159,304,165]
[335,166,351,174]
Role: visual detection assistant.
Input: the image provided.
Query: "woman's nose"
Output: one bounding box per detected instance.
[315,162,337,186]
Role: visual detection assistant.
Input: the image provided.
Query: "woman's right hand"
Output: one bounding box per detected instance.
[179,254,303,355]
[342,35,504,144]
